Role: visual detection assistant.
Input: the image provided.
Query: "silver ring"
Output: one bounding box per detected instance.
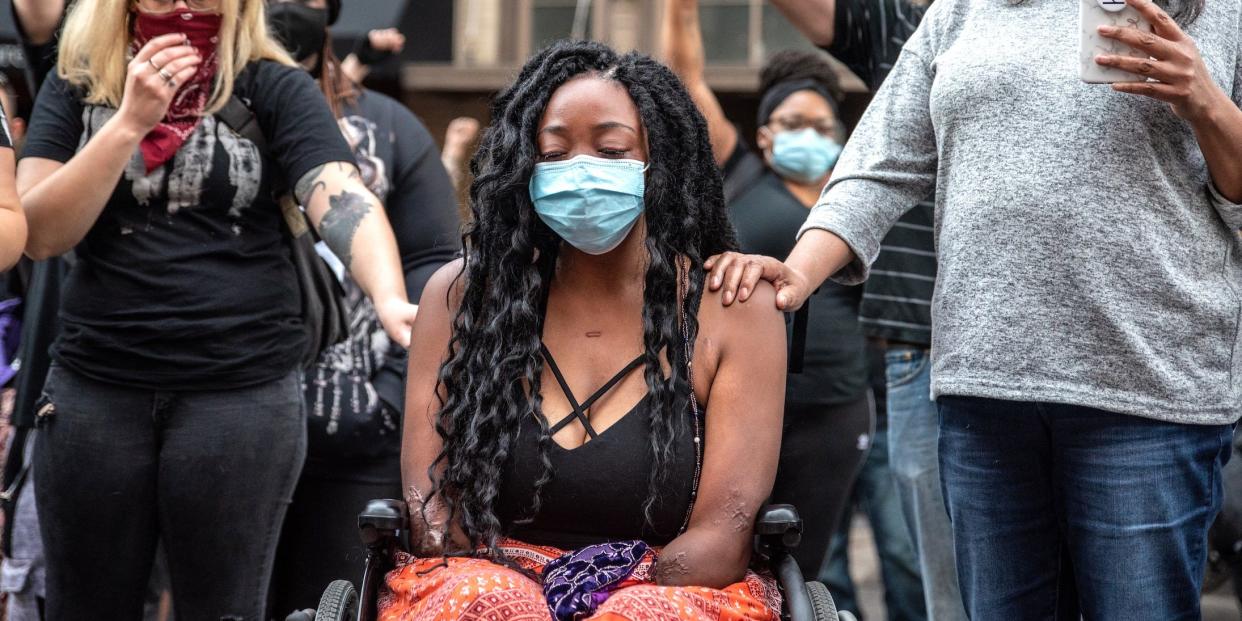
[159,68,175,84]
[148,59,161,72]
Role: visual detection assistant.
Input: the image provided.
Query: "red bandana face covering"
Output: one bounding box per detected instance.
[131,9,222,174]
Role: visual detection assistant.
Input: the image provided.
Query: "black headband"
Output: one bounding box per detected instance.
[756,78,840,128]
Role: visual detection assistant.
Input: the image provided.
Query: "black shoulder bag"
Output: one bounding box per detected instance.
[215,93,350,368]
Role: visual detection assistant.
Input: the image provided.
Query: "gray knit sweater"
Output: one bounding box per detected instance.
[801,0,1242,424]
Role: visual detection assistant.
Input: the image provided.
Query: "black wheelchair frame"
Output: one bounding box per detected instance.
[291,500,850,621]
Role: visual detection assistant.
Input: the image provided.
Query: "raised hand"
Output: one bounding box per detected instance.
[118,34,201,135]
[1095,0,1232,122]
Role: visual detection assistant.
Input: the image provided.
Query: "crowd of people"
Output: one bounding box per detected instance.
[0,0,1238,620]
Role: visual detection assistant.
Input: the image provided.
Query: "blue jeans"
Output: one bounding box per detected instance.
[821,422,928,621]
[886,348,966,621]
[938,396,1233,620]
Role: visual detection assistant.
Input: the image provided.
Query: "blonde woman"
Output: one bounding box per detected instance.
[16,0,418,617]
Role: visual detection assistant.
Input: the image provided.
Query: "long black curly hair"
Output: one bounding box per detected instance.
[426,40,738,556]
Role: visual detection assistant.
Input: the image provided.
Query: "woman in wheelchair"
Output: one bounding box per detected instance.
[388,39,788,621]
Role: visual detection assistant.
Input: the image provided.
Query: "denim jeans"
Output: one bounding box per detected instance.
[33,365,307,621]
[885,348,966,621]
[3,433,177,621]
[821,422,928,621]
[938,396,1233,620]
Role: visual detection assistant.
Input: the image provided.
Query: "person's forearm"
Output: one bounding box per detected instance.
[656,528,750,589]
[299,164,409,306]
[0,210,26,271]
[661,0,736,165]
[20,116,142,260]
[768,0,835,48]
[1191,91,1242,203]
[344,207,408,305]
[663,0,706,81]
[786,227,856,290]
[13,0,65,45]
[440,154,465,191]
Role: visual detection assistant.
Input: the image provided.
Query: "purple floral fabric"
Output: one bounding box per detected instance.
[541,540,651,621]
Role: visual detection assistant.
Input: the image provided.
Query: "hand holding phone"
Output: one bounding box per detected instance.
[1079,0,1152,84]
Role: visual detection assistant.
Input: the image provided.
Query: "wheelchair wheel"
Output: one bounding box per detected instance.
[805,581,839,621]
[316,580,359,621]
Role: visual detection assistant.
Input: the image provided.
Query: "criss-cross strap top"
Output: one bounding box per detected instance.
[539,343,645,440]
[494,343,698,550]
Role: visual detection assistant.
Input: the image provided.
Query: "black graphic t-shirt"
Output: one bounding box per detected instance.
[303,89,460,463]
[22,61,356,390]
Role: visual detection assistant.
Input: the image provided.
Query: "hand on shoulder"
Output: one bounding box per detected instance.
[699,277,786,361]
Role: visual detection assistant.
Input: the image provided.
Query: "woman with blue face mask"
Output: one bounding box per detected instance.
[386,39,789,621]
[663,0,870,579]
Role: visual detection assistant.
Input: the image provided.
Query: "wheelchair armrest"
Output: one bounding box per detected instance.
[358,499,409,621]
[754,504,802,555]
[359,498,408,547]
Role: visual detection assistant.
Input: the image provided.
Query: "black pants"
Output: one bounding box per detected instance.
[770,393,874,576]
[269,452,403,616]
[33,365,307,621]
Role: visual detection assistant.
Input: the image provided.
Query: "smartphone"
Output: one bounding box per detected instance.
[1079,0,1152,84]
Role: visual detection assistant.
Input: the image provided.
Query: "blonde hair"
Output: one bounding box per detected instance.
[58,0,296,113]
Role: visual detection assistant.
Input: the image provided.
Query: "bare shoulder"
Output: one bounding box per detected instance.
[697,278,785,358]
[699,278,783,328]
[418,258,467,320]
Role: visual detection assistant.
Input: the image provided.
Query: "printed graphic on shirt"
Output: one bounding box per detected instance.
[79,106,262,233]
[339,115,390,203]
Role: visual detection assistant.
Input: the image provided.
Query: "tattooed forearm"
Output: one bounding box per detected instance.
[320,190,373,268]
[337,161,362,182]
[294,164,328,205]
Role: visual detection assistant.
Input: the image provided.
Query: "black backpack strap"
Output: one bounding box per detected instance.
[214,71,291,202]
[216,94,268,156]
[788,302,809,374]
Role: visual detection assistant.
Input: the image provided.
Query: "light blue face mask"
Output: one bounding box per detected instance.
[529,155,646,255]
[770,128,843,185]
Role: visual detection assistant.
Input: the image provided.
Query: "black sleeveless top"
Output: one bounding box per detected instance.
[494,345,698,550]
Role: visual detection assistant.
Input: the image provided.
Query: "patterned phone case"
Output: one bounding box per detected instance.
[1079,0,1153,83]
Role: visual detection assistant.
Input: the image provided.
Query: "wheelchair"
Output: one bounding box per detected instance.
[289,499,853,621]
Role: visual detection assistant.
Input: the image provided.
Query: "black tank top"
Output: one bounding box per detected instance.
[494,344,698,550]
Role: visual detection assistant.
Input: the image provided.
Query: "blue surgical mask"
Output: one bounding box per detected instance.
[529,155,646,255]
[770,128,843,184]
